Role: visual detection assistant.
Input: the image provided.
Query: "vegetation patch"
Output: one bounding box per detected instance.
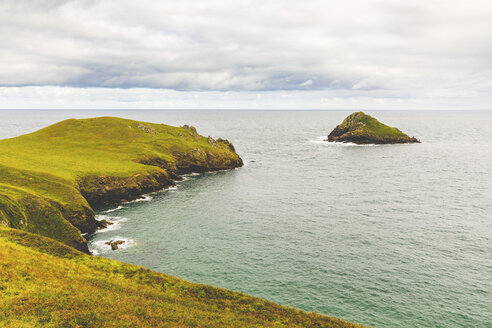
[0,226,364,328]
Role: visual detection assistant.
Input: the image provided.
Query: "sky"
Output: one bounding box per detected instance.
[0,0,491,110]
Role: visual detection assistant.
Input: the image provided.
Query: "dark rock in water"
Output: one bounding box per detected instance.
[327,112,420,144]
[105,240,125,250]
[96,219,114,229]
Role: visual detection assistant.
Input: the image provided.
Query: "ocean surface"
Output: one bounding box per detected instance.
[1,110,491,328]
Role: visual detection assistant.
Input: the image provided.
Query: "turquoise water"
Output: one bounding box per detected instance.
[1,110,491,327]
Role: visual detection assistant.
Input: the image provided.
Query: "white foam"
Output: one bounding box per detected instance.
[310,136,328,144]
[90,237,135,255]
[182,172,201,177]
[310,136,379,146]
[242,160,256,166]
[95,215,128,233]
[205,168,229,174]
[127,194,153,203]
[102,205,126,213]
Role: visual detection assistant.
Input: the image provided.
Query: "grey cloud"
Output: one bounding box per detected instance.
[0,0,491,101]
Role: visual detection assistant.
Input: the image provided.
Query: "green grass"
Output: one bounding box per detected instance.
[337,112,407,138]
[0,226,364,328]
[328,112,418,144]
[0,117,240,180]
[0,117,242,251]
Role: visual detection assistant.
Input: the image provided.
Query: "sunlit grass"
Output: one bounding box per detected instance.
[0,226,364,328]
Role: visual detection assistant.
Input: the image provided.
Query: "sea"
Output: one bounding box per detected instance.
[1,110,491,328]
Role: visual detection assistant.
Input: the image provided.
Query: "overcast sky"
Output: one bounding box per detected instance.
[0,0,491,109]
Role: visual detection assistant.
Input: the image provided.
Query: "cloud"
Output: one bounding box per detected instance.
[0,0,491,108]
[1,86,490,110]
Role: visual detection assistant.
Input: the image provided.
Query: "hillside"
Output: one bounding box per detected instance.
[327,112,420,144]
[0,226,364,328]
[0,117,243,252]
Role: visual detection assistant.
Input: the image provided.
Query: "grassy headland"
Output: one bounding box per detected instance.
[0,226,363,327]
[0,117,243,252]
[327,112,420,144]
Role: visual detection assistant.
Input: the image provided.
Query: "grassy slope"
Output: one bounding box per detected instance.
[0,117,242,251]
[0,226,364,328]
[0,116,241,180]
[339,112,407,138]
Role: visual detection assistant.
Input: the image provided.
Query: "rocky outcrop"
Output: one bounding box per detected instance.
[77,170,174,209]
[327,112,420,144]
[97,219,113,229]
[106,239,125,250]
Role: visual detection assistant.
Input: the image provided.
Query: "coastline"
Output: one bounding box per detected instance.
[0,117,243,253]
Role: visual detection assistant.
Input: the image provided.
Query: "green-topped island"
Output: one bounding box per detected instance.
[327,112,420,144]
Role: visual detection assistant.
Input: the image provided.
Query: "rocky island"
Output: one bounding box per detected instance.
[327,111,420,144]
[0,117,364,327]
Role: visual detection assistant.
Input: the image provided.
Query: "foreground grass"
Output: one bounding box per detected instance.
[0,226,364,328]
[0,117,242,251]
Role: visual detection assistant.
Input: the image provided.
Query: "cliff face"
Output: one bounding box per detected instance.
[0,117,243,253]
[327,112,420,144]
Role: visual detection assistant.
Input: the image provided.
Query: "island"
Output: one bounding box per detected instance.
[0,117,364,327]
[326,112,420,144]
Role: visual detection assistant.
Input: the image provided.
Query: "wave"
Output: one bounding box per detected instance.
[90,237,135,255]
[242,160,256,166]
[95,215,128,233]
[310,136,328,144]
[310,136,379,146]
[182,172,201,177]
[102,205,126,213]
[126,194,153,203]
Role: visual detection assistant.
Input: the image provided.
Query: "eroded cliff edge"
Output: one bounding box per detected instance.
[0,117,243,253]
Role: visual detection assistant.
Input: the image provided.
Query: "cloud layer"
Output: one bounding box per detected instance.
[0,0,491,108]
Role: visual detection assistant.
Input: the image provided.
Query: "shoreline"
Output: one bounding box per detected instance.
[0,117,243,253]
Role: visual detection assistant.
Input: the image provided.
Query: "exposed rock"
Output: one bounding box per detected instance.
[96,219,113,229]
[105,239,125,250]
[327,112,420,144]
[182,125,198,136]
[207,136,217,146]
[77,171,174,209]
[137,123,155,134]
[216,138,236,152]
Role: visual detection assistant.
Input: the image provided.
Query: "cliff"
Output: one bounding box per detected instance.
[327,112,420,144]
[0,117,243,253]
